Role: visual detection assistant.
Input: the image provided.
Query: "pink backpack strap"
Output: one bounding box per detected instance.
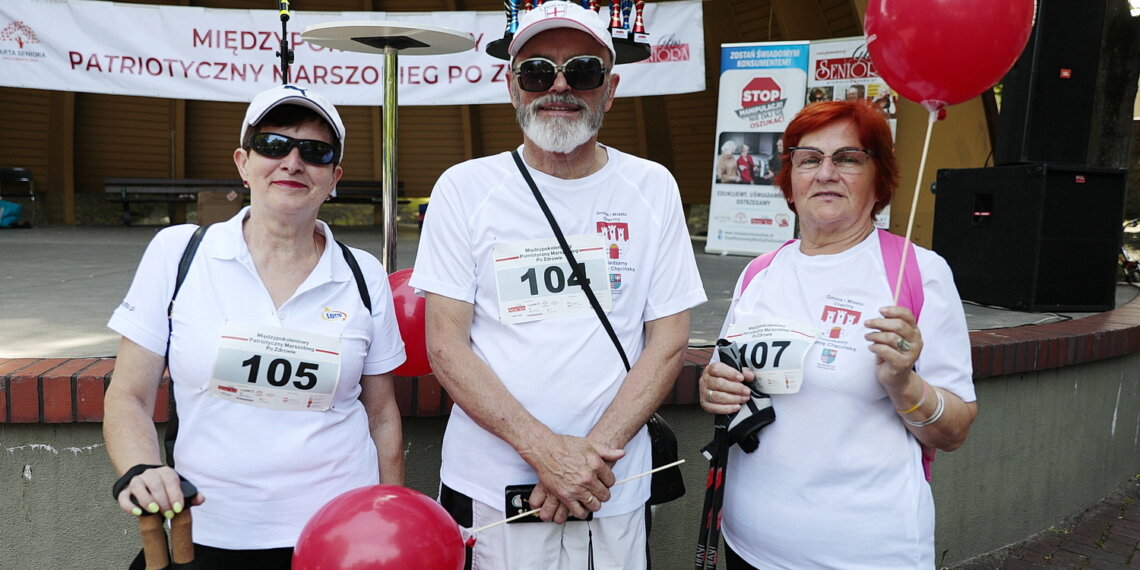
[877,229,924,321]
[876,229,936,480]
[740,239,797,294]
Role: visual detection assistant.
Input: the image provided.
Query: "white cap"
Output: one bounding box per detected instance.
[240,84,346,162]
[508,1,615,62]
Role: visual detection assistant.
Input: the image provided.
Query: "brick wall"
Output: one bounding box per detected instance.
[4,295,1140,423]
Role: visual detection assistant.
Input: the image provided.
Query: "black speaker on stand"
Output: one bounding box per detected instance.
[931,164,1126,312]
[993,0,1107,166]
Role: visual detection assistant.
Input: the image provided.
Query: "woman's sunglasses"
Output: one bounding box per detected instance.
[513,55,609,92]
[248,132,339,166]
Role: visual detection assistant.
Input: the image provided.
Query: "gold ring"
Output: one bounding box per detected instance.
[707,389,714,401]
[586,495,596,504]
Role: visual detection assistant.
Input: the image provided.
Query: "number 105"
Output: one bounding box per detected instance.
[241,355,319,390]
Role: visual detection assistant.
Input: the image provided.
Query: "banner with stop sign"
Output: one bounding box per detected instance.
[706,41,808,256]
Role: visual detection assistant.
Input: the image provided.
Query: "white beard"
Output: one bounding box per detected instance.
[517,92,606,154]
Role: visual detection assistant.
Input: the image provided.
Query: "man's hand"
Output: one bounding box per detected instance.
[520,433,625,523]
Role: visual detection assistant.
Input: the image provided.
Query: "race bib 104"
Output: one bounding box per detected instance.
[492,234,612,324]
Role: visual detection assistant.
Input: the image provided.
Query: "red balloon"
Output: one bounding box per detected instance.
[388,268,431,377]
[294,485,464,570]
[865,0,1035,111]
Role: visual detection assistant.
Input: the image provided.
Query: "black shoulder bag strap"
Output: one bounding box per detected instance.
[510,150,685,513]
[336,240,372,313]
[510,150,630,371]
[161,224,210,466]
[162,225,372,465]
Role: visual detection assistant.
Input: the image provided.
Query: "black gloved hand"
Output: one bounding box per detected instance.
[715,339,775,453]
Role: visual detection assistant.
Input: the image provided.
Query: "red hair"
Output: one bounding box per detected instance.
[773,100,898,217]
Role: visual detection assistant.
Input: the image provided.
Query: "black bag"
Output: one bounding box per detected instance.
[512,150,685,505]
[647,412,685,505]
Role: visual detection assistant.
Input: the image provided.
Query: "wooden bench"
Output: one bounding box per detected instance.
[105,177,402,225]
[104,178,243,225]
[330,180,388,203]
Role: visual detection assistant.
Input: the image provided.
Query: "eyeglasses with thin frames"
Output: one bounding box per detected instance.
[788,146,875,174]
[248,132,339,166]
[513,55,609,92]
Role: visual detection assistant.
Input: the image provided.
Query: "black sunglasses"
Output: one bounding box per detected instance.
[513,55,609,92]
[248,132,339,166]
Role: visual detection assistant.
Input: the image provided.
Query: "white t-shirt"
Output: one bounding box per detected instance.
[108,207,406,549]
[410,146,706,516]
[718,231,975,569]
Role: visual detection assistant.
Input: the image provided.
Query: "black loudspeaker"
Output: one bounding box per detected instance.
[932,164,1126,312]
[993,0,1107,166]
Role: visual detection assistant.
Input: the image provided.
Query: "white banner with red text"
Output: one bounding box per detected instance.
[0,0,704,105]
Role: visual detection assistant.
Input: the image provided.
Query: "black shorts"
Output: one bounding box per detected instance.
[128,543,292,569]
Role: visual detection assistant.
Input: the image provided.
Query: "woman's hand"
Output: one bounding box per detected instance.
[699,361,755,415]
[864,305,923,390]
[114,466,205,518]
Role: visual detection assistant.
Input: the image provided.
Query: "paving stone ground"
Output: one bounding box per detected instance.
[950,478,1140,569]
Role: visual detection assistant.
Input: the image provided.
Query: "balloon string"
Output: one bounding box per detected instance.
[468,459,686,534]
[893,109,937,305]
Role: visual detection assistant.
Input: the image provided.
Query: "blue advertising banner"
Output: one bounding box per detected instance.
[706,41,808,255]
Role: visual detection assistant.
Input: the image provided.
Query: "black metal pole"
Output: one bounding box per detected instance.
[277,1,292,84]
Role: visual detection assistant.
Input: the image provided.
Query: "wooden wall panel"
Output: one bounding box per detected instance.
[598,98,643,157]
[731,1,780,42]
[475,103,524,157]
[820,0,862,36]
[339,106,382,181]
[185,100,244,179]
[0,88,51,181]
[396,105,467,196]
[74,94,173,194]
[665,90,719,206]
[183,101,383,181]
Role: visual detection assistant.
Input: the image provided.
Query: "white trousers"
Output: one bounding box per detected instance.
[466,498,647,570]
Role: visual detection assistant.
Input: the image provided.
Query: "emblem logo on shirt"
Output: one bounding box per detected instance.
[596,221,630,259]
[321,307,348,321]
[820,348,838,364]
[609,273,622,290]
[820,304,860,337]
[821,305,861,325]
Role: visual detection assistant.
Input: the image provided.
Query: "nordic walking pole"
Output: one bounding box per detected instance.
[694,415,729,570]
[138,514,170,570]
[694,339,746,569]
[136,479,199,569]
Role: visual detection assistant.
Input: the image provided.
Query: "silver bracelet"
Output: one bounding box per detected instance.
[904,388,945,427]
